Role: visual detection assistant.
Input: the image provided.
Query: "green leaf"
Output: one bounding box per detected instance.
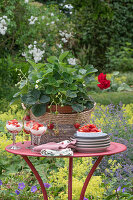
[40,95,50,103]
[117,83,133,92]
[31,89,41,99]
[10,98,20,106]
[48,76,58,86]
[66,90,77,98]
[31,104,46,117]
[70,85,78,91]
[59,51,69,62]
[66,68,77,73]
[45,86,57,94]
[28,60,45,70]
[47,56,58,64]
[19,80,27,89]
[13,92,20,98]
[72,104,84,112]
[85,65,98,75]
[42,68,53,77]
[62,72,73,83]
[79,69,87,74]
[84,76,95,84]
[75,75,84,80]
[85,101,94,109]
[21,91,39,105]
[28,71,38,82]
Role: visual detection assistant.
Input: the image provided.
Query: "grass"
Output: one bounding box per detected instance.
[89,91,133,105]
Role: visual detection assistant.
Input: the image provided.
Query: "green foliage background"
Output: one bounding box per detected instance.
[64,0,133,71]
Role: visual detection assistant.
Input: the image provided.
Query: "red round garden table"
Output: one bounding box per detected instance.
[5,141,127,200]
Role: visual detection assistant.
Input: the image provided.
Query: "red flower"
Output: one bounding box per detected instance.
[98,73,106,83]
[97,73,111,90]
[97,79,111,90]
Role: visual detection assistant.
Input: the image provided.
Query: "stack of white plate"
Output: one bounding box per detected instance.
[74,132,110,152]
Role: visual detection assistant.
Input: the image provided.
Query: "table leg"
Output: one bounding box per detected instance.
[79,156,104,200]
[68,157,73,200]
[21,155,48,200]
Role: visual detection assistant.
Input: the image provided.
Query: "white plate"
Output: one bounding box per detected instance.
[76,139,110,145]
[74,132,108,139]
[76,146,110,153]
[74,136,110,143]
[76,143,110,148]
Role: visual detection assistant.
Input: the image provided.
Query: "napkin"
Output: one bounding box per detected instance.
[33,140,76,152]
[41,148,73,156]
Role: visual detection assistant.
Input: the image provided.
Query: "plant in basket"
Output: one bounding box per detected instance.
[12,51,97,117]
[11,51,98,143]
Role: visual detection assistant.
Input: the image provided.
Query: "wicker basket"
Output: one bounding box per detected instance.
[30,103,96,144]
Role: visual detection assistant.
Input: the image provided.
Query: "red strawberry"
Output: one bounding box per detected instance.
[23,129,30,134]
[23,115,30,121]
[90,128,98,132]
[47,123,54,130]
[88,124,96,128]
[74,123,81,129]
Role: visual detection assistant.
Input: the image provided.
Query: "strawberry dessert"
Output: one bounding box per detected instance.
[30,122,47,136]
[24,120,34,134]
[78,124,101,133]
[6,119,22,133]
[76,124,101,136]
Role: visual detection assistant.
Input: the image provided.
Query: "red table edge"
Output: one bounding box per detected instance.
[5,142,127,200]
[5,141,127,158]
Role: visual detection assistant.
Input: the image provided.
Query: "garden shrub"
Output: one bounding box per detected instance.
[105,43,133,72]
[63,0,133,71]
[0,0,43,56]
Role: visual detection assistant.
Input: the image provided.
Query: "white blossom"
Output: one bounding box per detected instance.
[28,16,38,25]
[34,41,37,44]
[25,0,29,3]
[42,16,45,20]
[68,58,76,65]
[0,16,10,35]
[56,44,62,48]
[62,38,67,43]
[22,52,27,57]
[51,13,54,16]
[51,21,55,24]
[65,33,72,39]
[3,16,7,19]
[32,47,45,63]
[59,31,65,37]
[35,84,39,89]
[46,23,49,26]
[24,44,45,63]
[28,44,32,49]
[64,4,73,9]
[36,80,40,83]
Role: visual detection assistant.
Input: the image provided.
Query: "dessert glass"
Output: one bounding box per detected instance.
[23,120,34,149]
[30,122,47,146]
[6,120,23,150]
